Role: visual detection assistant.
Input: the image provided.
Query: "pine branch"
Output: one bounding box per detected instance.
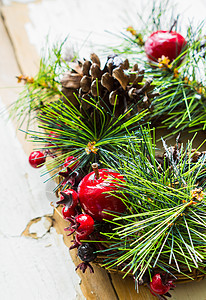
[9,39,75,128]
[26,97,147,190]
[98,129,206,280]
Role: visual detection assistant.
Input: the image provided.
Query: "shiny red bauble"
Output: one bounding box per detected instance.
[78,169,126,221]
[150,274,174,295]
[75,214,94,238]
[64,156,79,170]
[29,151,46,168]
[145,30,187,62]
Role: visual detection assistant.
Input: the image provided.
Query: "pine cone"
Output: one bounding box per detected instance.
[61,53,157,119]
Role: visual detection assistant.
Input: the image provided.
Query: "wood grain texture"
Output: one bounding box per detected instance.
[1,3,39,76]
[0,11,36,155]
[53,206,119,300]
[0,100,85,299]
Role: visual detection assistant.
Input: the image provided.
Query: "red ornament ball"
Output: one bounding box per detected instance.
[145,30,187,62]
[64,156,79,170]
[150,274,174,295]
[78,168,126,221]
[29,151,46,168]
[75,214,94,239]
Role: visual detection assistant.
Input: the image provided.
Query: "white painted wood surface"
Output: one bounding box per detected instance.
[0,104,85,300]
[0,10,84,299]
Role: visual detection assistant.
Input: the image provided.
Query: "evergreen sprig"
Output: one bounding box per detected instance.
[98,129,206,281]
[149,29,206,133]
[10,39,74,129]
[27,96,147,189]
[106,0,206,135]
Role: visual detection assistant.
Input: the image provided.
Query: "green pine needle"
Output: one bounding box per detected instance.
[26,96,148,189]
[98,128,206,280]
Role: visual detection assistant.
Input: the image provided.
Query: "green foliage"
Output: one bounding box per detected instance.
[9,39,75,129]
[149,26,206,133]
[99,129,206,280]
[104,0,178,58]
[27,96,147,188]
[105,0,206,135]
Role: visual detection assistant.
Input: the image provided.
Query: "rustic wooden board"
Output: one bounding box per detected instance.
[0,5,84,300]
[1,3,39,76]
[0,3,39,155]
[1,1,206,300]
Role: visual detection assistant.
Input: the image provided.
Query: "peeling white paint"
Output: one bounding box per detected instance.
[0,99,53,236]
[28,217,52,238]
[0,229,84,300]
[0,99,85,299]
[1,1,206,299]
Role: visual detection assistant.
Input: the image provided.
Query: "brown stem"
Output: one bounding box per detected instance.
[169,18,178,33]
[92,163,100,179]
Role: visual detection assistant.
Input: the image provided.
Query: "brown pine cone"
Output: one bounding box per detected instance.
[61,53,157,120]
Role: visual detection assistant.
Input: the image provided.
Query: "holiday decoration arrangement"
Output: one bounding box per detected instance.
[10,2,206,299]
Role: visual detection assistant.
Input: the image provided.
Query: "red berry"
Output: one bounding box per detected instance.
[78,168,126,221]
[64,156,79,170]
[58,189,78,208]
[145,30,187,63]
[57,189,78,218]
[62,206,76,218]
[150,274,174,295]
[75,214,94,239]
[29,151,46,168]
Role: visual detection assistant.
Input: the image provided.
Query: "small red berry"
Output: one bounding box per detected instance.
[64,156,79,170]
[48,131,58,137]
[58,189,78,208]
[29,151,46,168]
[56,189,79,218]
[62,206,76,218]
[75,214,94,239]
[64,214,94,244]
[150,273,175,295]
[145,30,187,63]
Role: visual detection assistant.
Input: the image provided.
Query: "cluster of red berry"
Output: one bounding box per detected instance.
[29,151,126,270]
[29,152,126,221]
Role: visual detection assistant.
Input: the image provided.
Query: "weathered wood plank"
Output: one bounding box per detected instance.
[53,206,119,300]
[110,273,156,300]
[1,4,137,299]
[0,8,84,300]
[1,3,39,76]
[0,10,36,155]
